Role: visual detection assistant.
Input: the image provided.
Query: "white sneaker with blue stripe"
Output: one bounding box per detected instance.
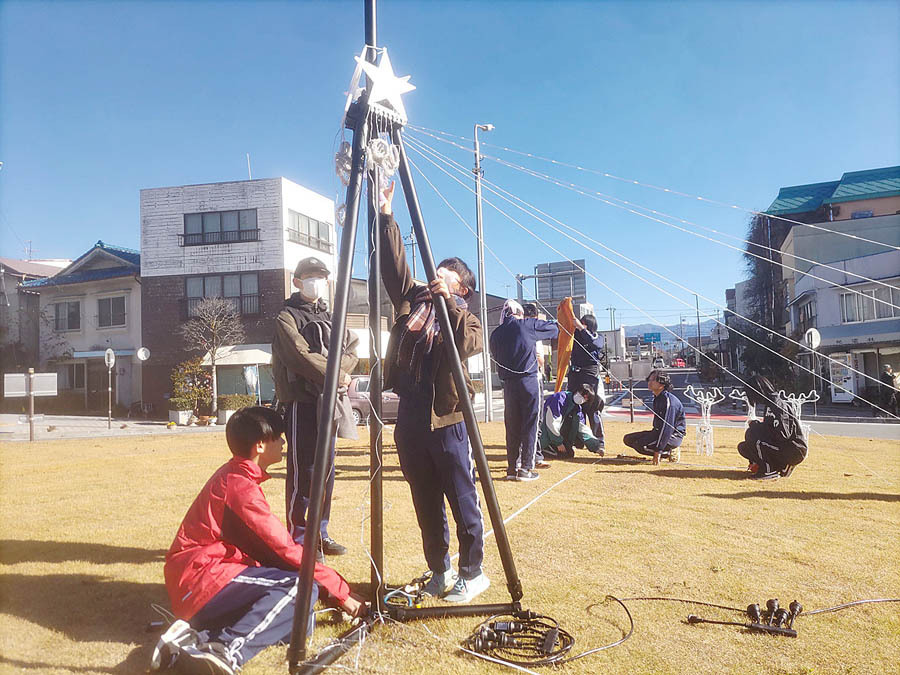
[421,568,458,597]
[444,572,490,603]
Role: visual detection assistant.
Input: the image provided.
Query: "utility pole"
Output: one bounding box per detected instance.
[679,316,685,360]
[474,122,494,422]
[695,294,702,369]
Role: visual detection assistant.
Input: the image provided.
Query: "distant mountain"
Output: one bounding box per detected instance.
[622,319,718,341]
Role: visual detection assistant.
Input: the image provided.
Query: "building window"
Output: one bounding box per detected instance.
[59,363,85,389]
[287,209,333,254]
[54,301,80,331]
[98,296,126,328]
[841,285,900,323]
[180,209,259,246]
[185,273,260,317]
[797,299,816,333]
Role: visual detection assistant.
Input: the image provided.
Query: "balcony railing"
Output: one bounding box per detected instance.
[182,295,260,319]
[286,229,334,254]
[178,229,260,247]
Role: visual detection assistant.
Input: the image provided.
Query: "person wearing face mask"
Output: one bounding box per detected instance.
[622,370,685,464]
[378,182,488,604]
[489,299,559,481]
[271,256,359,560]
[567,313,607,452]
[537,384,603,459]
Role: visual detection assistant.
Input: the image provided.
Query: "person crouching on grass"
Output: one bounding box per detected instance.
[538,384,604,459]
[622,370,685,464]
[154,407,365,675]
[378,182,489,604]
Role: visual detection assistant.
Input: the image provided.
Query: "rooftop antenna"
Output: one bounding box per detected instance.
[246,153,252,180]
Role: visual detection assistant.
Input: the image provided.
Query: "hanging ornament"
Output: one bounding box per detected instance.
[366,137,400,176]
[335,203,347,228]
[335,141,353,186]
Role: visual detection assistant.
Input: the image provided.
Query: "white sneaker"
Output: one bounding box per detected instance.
[177,642,237,675]
[444,572,490,603]
[149,619,199,671]
[421,568,458,597]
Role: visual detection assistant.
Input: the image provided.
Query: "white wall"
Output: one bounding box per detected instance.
[140,178,284,277]
[281,178,337,277]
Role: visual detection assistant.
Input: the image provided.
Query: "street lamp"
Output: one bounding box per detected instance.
[474,123,494,422]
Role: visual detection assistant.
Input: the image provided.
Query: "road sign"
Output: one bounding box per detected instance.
[804,327,821,350]
[105,348,116,368]
[4,372,58,397]
[643,332,661,343]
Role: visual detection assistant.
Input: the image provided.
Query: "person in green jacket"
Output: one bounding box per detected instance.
[538,384,604,459]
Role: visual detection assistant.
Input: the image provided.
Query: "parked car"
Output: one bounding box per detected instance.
[672,358,686,368]
[652,357,666,369]
[347,375,400,425]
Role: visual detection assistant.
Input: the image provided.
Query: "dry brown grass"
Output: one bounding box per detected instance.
[1,421,898,674]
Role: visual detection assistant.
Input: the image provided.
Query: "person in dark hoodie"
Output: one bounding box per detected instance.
[271,256,359,558]
[567,313,606,449]
[737,375,808,479]
[378,183,488,604]
[622,370,685,464]
[489,298,558,481]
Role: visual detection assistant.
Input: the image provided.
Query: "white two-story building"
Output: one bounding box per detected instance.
[139,177,339,412]
[21,241,143,411]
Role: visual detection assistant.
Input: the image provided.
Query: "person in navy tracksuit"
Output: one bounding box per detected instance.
[622,370,685,463]
[489,299,559,481]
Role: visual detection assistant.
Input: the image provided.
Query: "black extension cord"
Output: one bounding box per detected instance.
[461,596,633,667]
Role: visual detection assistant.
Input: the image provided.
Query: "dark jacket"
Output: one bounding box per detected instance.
[652,390,686,450]
[570,328,604,374]
[272,294,359,404]
[758,399,808,460]
[489,316,558,381]
[379,214,483,429]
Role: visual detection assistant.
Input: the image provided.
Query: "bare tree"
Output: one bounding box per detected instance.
[178,297,246,414]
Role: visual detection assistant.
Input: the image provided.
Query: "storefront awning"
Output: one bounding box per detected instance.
[73,349,135,359]
[202,344,272,367]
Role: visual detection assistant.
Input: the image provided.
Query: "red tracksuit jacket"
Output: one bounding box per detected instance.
[164,457,351,620]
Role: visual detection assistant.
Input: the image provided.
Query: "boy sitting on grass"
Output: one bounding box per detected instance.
[153,406,365,675]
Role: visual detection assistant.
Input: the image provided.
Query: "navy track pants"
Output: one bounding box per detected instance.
[394,399,485,580]
[502,374,541,472]
[191,566,317,669]
[285,401,334,543]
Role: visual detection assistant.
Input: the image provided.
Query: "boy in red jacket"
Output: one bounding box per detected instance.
[154,407,365,674]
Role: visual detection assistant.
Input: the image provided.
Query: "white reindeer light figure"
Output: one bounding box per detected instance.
[777,389,820,442]
[684,385,726,457]
[728,388,759,429]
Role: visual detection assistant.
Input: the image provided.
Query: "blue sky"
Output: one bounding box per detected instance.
[1,0,898,329]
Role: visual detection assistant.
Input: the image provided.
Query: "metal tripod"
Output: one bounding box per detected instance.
[286,2,524,672]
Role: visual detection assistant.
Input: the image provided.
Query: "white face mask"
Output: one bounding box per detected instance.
[436,267,463,297]
[573,393,585,405]
[299,277,328,301]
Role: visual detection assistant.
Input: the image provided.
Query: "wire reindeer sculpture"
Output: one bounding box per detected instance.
[684,385,726,457]
[728,388,759,429]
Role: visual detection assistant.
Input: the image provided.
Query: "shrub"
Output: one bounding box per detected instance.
[169,358,212,413]
[218,394,257,411]
[168,396,195,411]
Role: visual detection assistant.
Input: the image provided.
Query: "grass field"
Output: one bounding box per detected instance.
[1,420,898,674]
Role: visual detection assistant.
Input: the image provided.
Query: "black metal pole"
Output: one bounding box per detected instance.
[392,127,523,603]
[363,2,385,616]
[293,618,375,675]
[287,100,370,673]
[389,602,520,622]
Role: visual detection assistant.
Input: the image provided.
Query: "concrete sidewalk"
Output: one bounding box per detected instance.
[0,413,224,442]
